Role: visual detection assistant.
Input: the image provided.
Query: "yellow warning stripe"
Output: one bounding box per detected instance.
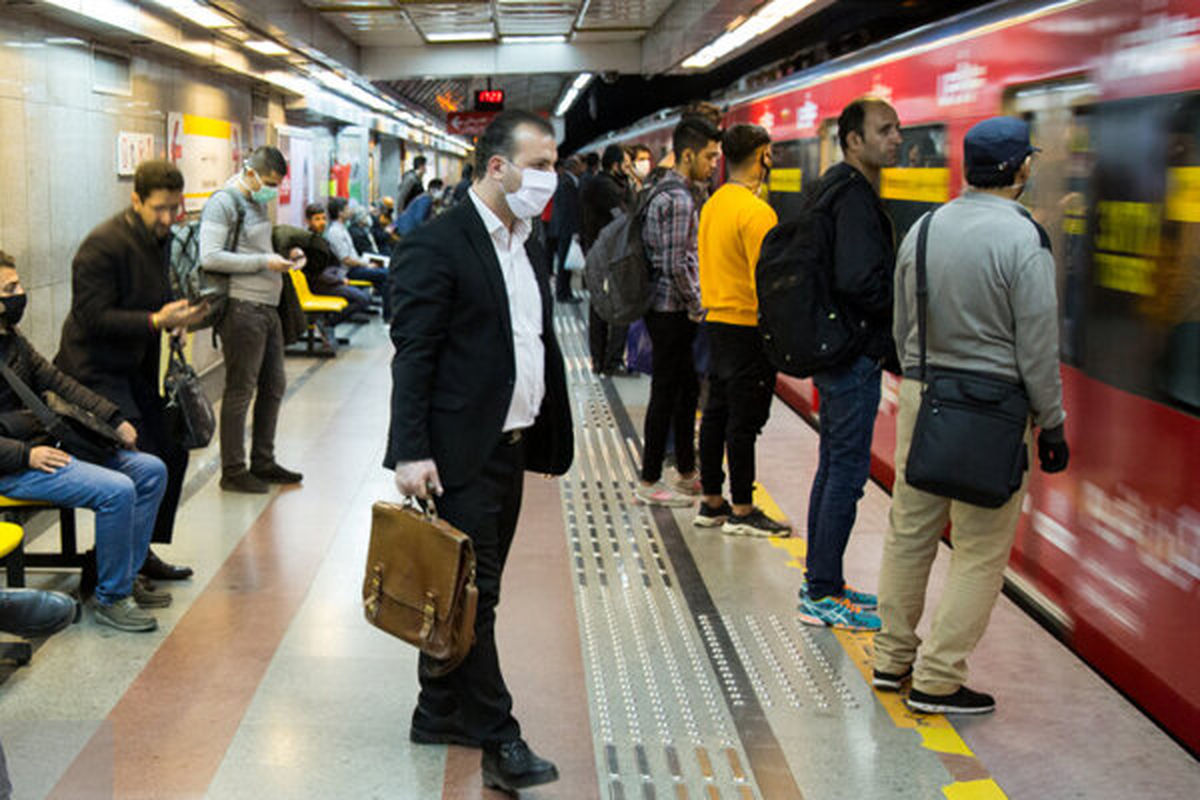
[750,482,1007,796]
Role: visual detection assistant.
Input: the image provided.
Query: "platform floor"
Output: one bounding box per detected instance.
[0,308,1197,800]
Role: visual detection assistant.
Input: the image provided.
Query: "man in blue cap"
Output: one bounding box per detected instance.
[872,116,1069,715]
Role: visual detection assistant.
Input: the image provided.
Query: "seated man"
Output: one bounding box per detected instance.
[0,252,168,632]
[324,197,389,319]
[281,214,369,326]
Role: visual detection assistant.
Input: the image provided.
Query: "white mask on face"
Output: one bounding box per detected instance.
[634,159,652,179]
[503,162,557,219]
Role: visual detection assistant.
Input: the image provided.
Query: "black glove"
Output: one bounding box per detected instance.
[1037,425,1069,473]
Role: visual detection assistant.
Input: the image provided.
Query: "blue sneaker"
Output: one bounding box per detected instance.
[799,579,878,610]
[797,595,881,632]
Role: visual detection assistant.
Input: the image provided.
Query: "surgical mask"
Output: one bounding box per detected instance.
[241,168,278,206]
[503,163,557,219]
[634,159,652,179]
[0,294,26,327]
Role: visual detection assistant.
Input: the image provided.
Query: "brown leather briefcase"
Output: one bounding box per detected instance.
[362,500,478,675]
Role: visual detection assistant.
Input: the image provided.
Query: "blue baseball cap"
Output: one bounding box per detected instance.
[964,117,1039,177]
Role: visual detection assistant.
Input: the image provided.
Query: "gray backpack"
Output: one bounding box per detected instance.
[168,188,244,330]
[583,182,672,325]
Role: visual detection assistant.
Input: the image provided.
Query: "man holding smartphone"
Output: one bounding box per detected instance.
[200,146,305,494]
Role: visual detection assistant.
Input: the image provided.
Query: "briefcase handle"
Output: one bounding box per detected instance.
[401,495,438,521]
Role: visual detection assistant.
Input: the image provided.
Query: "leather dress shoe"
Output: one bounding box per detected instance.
[0,589,78,637]
[409,708,480,748]
[139,550,193,581]
[482,739,559,792]
[250,462,303,484]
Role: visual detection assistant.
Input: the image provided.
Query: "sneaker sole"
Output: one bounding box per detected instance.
[721,523,790,538]
[796,610,880,632]
[134,597,172,609]
[693,515,728,528]
[905,698,995,715]
[93,613,157,633]
[872,673,912,691]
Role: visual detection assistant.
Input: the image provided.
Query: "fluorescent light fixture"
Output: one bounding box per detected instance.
[150,0,235,29]
[244,40,288,56]
[501,35,567,44]
[425,31,494,43]
[554,72,593,117]
[682,0,817,69]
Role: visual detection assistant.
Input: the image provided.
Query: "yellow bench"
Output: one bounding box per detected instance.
[0,496,82,587]
[347,278,373,289]
[288,270,348,356]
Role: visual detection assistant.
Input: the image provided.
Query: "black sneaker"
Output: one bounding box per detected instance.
[694,500,732,528]
[220,469,270,494]
[722,507,791,538]
[906,685,996,715]
[872,666,913,691]
[250,462,303,484]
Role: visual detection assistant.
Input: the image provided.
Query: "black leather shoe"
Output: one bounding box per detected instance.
[220,469,269,494]
[0,589,78,637]
[140,550,193,581]
[250,462,303,484]
[482,739,559,792]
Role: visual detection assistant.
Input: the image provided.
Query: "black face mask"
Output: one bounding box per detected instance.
[0,294,26,327]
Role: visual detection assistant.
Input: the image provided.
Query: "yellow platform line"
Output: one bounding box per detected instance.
[750,482,1007,794]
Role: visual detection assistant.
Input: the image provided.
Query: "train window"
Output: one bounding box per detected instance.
[818,118,841,173]
[880,123,949,240]
[1082,92,1200,415]
[767,138,819,224]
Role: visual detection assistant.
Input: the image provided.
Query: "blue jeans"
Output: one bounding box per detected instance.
[806,355,882,599]
[347,266,390,318]
[0,450,167,605]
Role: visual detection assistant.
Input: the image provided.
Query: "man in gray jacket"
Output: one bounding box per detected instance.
[200,146,305,494]
[873,117,1070,715]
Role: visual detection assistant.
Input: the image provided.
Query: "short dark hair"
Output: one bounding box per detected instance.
[585,152,600,170]
[133,160,184,201]
[327,197,348,219]
[248,146,288,178]
[721,124,771,167]
[429,178,444,190]
[304,203,325,220]
[474,110,555,175]
[413,155,427,169]
[837,97,893,152]
[461,163,474,180]
[633,144,653,159]
[602,144,626,171]
[0,250,13,269]
[673,117,721,161]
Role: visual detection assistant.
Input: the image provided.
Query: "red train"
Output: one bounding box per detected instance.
[593,0,1200,756]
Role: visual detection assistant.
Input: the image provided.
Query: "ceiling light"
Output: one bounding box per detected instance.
[149,0,236,29]
[245,40,289,56]
[554,72,593,117]
[682,0,817,69]
[501,35,567,44]
[425,31,494,43]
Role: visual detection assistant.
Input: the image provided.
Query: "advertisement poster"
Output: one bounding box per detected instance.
[168,112,244,212]
[116,131,155,176]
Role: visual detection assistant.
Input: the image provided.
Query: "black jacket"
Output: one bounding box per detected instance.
[54,209,171,420]
[824,162,899,367]
[548,172,582,240]
[273,225,344,292]
[1,332,123,474]
[383,200,573,489]
[580,172,630,251]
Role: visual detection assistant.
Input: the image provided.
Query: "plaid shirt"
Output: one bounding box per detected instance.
[643,171,702,315]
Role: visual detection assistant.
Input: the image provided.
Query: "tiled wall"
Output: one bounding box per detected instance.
[0,14,286,374]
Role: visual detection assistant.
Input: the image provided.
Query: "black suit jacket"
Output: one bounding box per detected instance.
[383,199,573,489]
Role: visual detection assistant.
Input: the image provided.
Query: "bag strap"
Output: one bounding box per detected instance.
[915,210,935,382]
[0,355,62,434]
[220,188,247,252]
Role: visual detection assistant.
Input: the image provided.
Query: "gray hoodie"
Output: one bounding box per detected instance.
[198,177,281,307]
[893,190,1066,429]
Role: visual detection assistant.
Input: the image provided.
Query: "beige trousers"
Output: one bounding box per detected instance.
[874,378,1031,695]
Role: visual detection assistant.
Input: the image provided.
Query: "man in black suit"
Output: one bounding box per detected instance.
[548,154,584,303]
[384,110,573,793]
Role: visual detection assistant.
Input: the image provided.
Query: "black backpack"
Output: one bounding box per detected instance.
[583,181,673,325]
[755,170,867,377]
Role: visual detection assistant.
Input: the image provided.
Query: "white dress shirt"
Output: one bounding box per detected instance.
[468,188,546,432]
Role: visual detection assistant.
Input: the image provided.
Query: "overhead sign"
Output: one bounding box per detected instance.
[446,111,498,137]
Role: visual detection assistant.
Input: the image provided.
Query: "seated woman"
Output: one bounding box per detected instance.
[0,251,168,633]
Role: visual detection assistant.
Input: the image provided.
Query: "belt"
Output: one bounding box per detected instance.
[502,429,526,445]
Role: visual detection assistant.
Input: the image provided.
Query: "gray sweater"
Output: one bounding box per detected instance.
[894,191,1066,429]
[198,178,281,306]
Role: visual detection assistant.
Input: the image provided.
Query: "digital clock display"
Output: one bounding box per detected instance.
[475,89,505,109]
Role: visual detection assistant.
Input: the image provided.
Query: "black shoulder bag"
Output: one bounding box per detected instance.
[164,337,216,449]
[0,361,121,464]
[903,211,1031,508]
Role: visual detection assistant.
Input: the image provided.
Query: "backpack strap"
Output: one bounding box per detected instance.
[219,187,247,252]
[1014,205,1052,252]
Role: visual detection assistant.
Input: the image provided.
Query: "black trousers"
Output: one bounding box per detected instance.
[135,407,189,545]
[698,322,776,505]
[588,307,628,373]
[417,436,525,746]
[642,310,699,483]
[554,234,574,300]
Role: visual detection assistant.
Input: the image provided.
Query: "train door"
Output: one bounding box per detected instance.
[1006,79,1096,366]
[879,123,949,240]
[767,137,819,224]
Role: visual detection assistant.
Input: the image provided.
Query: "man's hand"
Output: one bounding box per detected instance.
[265,254,296,273]
[288,247,307,270]
[29,446,70,473]
[152,299,194,330]
[394,459,443,500]
[115,421,138,450]
[1036,425,1069,473]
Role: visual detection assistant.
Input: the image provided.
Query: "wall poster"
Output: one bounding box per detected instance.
[168,112,244,213]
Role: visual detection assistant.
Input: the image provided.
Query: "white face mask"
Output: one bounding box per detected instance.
[634,159,652,179]
[503,162,557,219]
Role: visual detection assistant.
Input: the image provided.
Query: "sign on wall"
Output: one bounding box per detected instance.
[116,131,155,176]
[167,112,244,212]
